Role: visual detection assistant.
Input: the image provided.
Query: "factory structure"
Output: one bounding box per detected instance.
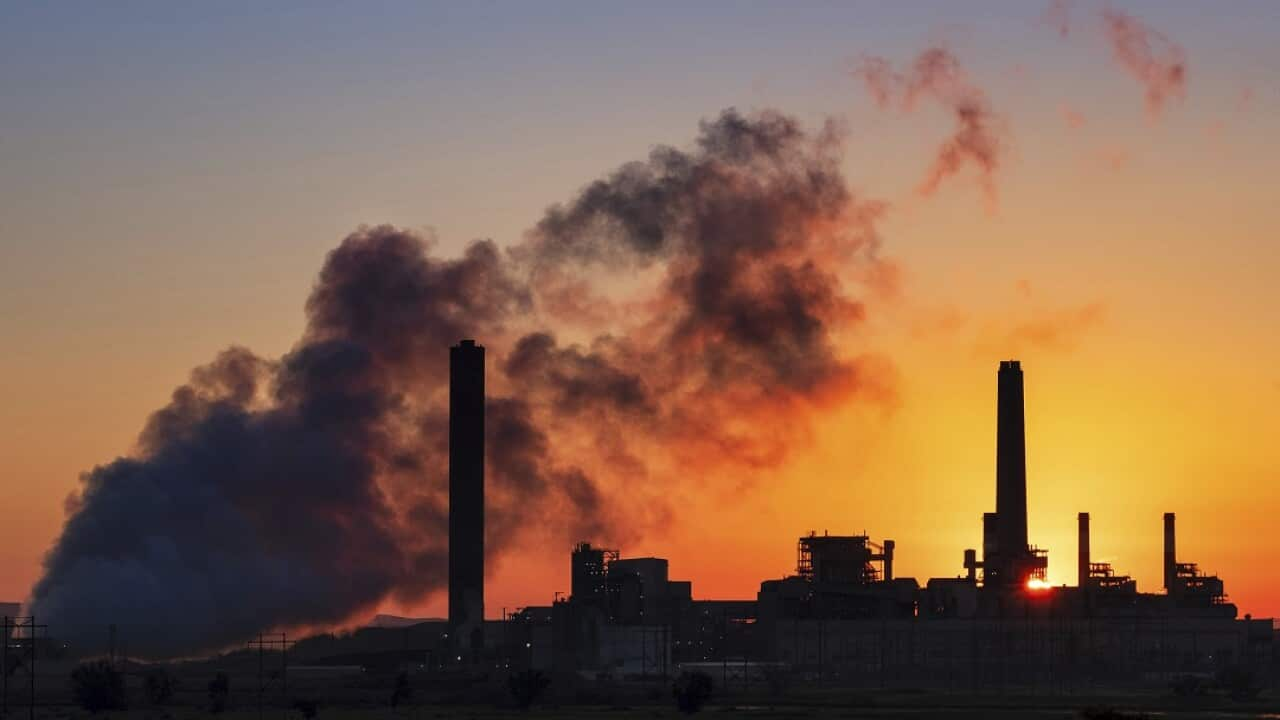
[436,346,1274,688]
[448,338,486,655]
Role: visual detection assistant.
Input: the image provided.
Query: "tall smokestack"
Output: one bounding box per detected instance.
[996,360,1028,559]
[1078,512,1090,588]
[449,339,485,641]
[1163,512,1176,592]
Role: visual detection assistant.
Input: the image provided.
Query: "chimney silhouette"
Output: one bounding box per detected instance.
[449,339,485,639]
[1078,512,1090,588]
[1163,512,1176,592]
[996,360,1029,563]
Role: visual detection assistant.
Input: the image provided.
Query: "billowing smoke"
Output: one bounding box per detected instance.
[855,48,1005,206]
[31,109,893,657]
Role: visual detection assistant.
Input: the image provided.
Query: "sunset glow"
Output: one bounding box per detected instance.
[2,3,1279,637]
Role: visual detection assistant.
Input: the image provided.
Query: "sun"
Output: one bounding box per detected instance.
[1025,578,1052,591]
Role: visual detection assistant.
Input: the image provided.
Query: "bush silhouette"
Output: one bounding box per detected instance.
[292,698,319,718]
[1079,709,1157,720]
[672,671,713,714]
[1170,674,1206,697]
[70,660,127,713]
[390,671,413,707]
[143,667,176,705]
[208,672,231,713]
[1215,663,1261,701]
[508,668,550,710]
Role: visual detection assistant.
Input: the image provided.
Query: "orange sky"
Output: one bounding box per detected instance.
[2,3,1278,626]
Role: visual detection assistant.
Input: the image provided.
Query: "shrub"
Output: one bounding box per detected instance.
[208,672,231,713]
[292,698,319,718]
[70,660,127,713]
[1079,709,1153,720]
[1215,663,1261,701]
[508,669,550,710]
[1170,674,1206,697]
[672,671,713,714]
[390,671,413,707]
[761,663,790,697]
[143,667,176,705]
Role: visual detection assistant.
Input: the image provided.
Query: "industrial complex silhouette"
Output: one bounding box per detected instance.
[434,343,1269,685]
[6,343,1268,699]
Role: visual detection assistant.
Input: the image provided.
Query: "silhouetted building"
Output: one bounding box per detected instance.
[571,542,618,611]
[609,557,670,624]
[449,339,485,645]
[1163,512,1232,612]
[974,360,1048,589]
[447,359,1263,685]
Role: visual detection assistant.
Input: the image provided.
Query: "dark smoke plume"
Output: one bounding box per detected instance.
[31,109,892,657]
[855,48,1005,207]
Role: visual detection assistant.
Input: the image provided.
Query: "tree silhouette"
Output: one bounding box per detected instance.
[508,669,550,710]
[143,667,176,705]
[208,672,231,713]
[70,661,127,713]
[673,671,713,714]
[390,671,413,707]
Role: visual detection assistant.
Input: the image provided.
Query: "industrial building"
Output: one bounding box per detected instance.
[485,359,1272,687]
[428,347,1272,687]
[448,339,485,653]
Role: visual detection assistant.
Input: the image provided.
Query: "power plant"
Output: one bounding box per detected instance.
[448,339,485,651]
[14,346,1262,702]
[430,352,1271,687]
[345,345,1273,690]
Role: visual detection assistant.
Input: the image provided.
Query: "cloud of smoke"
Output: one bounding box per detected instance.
[31,109,894,657]
[976,301,1108,356]
[1060,105,1088,130]
[1044,2,1187,119]
[1044,0,1073,38]
[1100,8,1187,117]
[854,48,1005,208]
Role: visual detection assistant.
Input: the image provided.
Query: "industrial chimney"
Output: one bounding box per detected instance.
[988,358,1029,589]
[1078,512,1090,588]
[996,360,1029,558]
[449,339,485,643]
[1163,512,1176,593]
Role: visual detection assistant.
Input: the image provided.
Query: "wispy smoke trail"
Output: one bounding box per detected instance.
[854,48,1004,207]
[31,109,894,657]
[1100,8,1187,117]
[1044,0,1072,38]
[1043,2,1188,119]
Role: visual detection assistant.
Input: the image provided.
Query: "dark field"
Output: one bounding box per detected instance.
[7,660,1280,720]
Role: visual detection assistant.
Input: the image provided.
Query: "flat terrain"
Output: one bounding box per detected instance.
[9,660,1280,719]
[9,706,1280,719]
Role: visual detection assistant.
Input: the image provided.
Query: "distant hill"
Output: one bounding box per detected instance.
[366,613,444,629]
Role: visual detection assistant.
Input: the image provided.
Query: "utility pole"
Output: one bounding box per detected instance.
[4,617,45,720]
[2,615,9,718]
[246,633,289,720]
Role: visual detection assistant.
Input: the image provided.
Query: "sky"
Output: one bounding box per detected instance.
[2,1,1279,634]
